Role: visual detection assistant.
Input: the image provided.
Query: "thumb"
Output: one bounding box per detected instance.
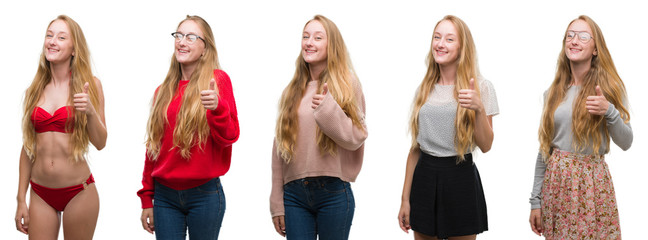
[322,83,328,95]
[595,85,603,96]
[469,78,475,90]
[83,82,89,94]
[209,79,216,91]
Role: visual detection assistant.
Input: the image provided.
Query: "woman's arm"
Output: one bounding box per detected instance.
[206,70,240,146]
[15,147,32,234]
[603,102,632,150]
[313,84,368,151]
[473,111,494,152]
[398,148,420,233]
[529,152,546,235]
[586,86,632,150]
[75,77,107,150]
[458,78,496,152]
[269,140,286,236]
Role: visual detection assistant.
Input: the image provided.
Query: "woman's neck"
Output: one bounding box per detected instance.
[570,59,591,86]
[438,63,457,85]
[181,62,198,80]
[309,61,326,81]
[50,60,71,85]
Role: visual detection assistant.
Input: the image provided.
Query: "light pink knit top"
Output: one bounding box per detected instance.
[270,80,367,217]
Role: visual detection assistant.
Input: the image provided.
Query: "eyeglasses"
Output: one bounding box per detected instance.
[565,31,593,43]
[171,32,205,44]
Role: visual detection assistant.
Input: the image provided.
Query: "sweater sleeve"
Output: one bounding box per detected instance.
[207,70,240,146]
[269,140,285,217]
[313,83,368,151]
[604,101,632,151]
[137,152,155,209]
[529,152,546,209]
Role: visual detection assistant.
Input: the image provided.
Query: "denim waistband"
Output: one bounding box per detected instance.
[286,176,342,186]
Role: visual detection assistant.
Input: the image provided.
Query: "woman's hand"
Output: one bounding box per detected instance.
[529,208,543,236]
[73,82,97,116]
[15,201,29,234]
[141,208,155,234]
[586,85,609,115]
[311,83,328,109]
[458,78,484,112]
[201,79,219,110]
[398,201,411,233]
[272,215,286,237]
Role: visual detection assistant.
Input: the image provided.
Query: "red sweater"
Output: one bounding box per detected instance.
[137,69,239,209]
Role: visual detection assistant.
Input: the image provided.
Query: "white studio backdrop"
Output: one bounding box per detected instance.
[1,0,646,239]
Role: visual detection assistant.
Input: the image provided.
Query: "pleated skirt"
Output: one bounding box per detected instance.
[409,151,488,238]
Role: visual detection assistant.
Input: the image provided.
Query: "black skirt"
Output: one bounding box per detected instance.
[409,151,488,238]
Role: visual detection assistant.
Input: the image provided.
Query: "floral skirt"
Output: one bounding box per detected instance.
[541,149,621,240]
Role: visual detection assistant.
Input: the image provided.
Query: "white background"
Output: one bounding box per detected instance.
[1,0,646,239]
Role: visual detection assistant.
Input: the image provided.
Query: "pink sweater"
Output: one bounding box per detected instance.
[270,80,368,217]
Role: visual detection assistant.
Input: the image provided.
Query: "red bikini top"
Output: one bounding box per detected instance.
[31,106,74,133]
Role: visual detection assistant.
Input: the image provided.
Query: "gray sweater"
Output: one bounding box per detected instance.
[529,86,632,209]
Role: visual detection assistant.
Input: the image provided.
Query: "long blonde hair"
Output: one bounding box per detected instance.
[275,15,364,163]
[409,15,480,160]
[539,15,629,158]
[146,15,221,160]
[22,15,100,162]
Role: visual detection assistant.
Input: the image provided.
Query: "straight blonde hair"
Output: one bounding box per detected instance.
[146,15,221,160]
[22,15,100,162]
[539,15,629,159]
[409,15,480,161]
[275,15,364,163]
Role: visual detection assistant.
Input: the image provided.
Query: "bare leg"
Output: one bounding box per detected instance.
[62,183,99,240]
[414,231,438,240]
[28,189,61,240]
[449,234,477,240]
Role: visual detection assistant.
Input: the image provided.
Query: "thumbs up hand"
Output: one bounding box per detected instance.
[73,82,96,115]
[311,83,328,109]
[458,78,484,112]
[201,79,219,110]
[586,85,609,115]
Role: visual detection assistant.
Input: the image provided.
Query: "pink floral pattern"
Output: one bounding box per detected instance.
[541,149,621,240]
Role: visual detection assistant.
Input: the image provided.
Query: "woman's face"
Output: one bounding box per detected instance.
[565,19,597,63]
[44,20,74,64]
[175,20,206,66]
[301,20,328,66]
[432,20,460,66]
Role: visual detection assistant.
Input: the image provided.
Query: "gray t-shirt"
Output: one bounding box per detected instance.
[529,86,633,209]
[417,78,499,157]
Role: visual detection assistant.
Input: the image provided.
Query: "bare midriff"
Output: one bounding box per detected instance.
[30,132,91,188]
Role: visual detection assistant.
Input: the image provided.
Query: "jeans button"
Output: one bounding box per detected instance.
[304,181,309,185]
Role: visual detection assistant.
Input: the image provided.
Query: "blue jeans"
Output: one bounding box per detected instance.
[153,178,225,240]
[283,177,355,240]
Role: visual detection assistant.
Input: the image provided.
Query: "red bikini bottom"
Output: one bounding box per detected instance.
[30,174,95,211]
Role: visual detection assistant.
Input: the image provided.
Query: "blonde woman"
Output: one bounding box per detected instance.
[14,15,106,239]
[137,15,239,239]
[269,15,367,240]
[398,15,498,240]
[528,16,631,240]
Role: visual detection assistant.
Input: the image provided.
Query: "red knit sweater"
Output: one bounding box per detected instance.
[137,69,239,209]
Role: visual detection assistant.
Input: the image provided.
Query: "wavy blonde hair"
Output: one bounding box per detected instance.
[539,15,629,159]
[22,15,100,162]
[409,15,480,161]
[275,15,364,163]
[146,15,221,160]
